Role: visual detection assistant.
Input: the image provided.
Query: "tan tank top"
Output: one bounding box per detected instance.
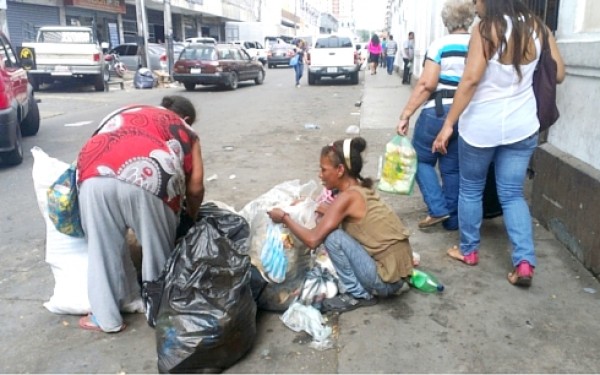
[342,186,414,282]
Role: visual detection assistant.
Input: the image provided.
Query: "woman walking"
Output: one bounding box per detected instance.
[367,34,383,75]
[397,0,476,231]
[433,0,565,286]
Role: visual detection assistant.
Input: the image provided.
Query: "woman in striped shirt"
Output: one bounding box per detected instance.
[397,0,476,231]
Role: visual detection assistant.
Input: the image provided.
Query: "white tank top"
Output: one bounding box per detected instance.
[459,16,541,147]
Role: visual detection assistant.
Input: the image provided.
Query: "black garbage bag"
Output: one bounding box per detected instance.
[152,203,257,374]
[134,67,156,89]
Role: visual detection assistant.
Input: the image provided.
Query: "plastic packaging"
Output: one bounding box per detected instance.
[409,269,444,293]
[133,67,156,89]
[378,135,417,195]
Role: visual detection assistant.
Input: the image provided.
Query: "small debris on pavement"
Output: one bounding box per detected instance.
[583,287,596,294]
[229,174,236,180]
[345,125,360,134]
[223,145,234,151]
[206,174,218,182]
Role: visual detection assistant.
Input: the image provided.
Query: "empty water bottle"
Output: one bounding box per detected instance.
[409,269,444,293]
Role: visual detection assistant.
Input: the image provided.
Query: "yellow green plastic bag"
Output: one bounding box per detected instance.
[377,135,417,195]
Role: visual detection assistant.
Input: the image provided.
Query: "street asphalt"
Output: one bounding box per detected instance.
[2,66,599,373]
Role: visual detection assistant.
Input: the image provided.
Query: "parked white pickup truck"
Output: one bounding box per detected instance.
[22,26,108,91]
[307,34,360,85]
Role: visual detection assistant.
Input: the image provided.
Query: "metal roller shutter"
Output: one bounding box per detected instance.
[6,1,60,47]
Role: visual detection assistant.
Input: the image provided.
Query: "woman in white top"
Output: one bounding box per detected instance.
[432,0,565,287]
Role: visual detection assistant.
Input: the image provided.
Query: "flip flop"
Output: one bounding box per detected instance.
[418,215,450,229]
[79,314,126,333]
[447,246,479,266]
[321,293,377,313]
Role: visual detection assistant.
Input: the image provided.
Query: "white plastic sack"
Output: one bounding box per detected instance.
[281,301,334,351]
[239,179,320,282]
[31,147,90,314]
[31,147,143,315]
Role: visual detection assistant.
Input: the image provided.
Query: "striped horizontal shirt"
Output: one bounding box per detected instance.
[422,33,470,109]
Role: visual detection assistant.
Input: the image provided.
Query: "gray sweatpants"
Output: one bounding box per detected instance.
[79,177,178,332]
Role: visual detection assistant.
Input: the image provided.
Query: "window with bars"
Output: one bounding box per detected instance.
[525,0,560,31]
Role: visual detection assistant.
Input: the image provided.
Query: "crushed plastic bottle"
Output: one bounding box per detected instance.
[409,269,444,293]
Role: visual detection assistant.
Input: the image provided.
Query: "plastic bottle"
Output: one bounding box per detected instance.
[409,269,444,293]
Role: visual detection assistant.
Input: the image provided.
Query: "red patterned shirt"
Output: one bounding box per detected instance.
[77,106,198,213]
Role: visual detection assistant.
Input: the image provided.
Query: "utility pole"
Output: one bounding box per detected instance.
[135,0,150,69]
[164,0,173,77]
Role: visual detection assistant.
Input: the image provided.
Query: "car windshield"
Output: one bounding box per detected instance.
[271,45,291,51]
[40,30,92,43]
[315,37,353,48]
[179,47,218,61]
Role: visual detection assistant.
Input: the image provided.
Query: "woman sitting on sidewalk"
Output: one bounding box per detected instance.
[396,0,476,231]
[268,137,414,313]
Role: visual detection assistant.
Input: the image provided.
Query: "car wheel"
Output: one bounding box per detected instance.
[350,72,359,85]
[228,72,239,90]
[21,97,40,136]
[184,82,196,91]
[29,75,40,91]
[94,73,105,91]
[254,70,265,85]
[308,72,316,85]
[103,64,110,82]
[1,124,23,166]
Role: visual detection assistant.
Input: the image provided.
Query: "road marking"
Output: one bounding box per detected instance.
[65,121,93,127]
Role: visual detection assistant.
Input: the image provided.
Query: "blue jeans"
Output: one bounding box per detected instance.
[294,63,304,85]
[386,56,395,74]
[324,229,404,298]
[458,133,538,267]
[412,106,459,230]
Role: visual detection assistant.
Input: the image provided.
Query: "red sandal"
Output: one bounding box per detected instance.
[508,261,534,287]
[447,246,479,266]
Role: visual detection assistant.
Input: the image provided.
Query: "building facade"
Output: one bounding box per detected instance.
[3,0,332,49]
[387,0,600,277]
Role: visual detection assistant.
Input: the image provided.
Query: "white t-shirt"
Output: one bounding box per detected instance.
[402,39,414,59]
[459,17,541,147]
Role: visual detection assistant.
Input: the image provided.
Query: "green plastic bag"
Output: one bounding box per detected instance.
[377,135,417,195]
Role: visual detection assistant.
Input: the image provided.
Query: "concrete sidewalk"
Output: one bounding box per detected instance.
[343,68,600,373]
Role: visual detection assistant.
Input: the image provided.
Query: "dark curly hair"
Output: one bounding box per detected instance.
[161,95,196,125]
[321,136,373,189]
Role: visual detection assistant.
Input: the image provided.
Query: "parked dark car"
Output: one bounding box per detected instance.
[173,43,265,90]
[267,43,295,68]
[0,32,40,166]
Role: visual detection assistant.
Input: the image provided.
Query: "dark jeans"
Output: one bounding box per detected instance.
[402,58,412,83]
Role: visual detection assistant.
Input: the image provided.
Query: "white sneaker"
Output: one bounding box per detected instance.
[296,84,300,88]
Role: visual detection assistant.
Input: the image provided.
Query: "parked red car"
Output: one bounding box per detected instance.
[173,43,265,91]
[0,32,40,166]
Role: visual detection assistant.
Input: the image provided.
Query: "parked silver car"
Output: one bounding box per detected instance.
[108,43,170,72]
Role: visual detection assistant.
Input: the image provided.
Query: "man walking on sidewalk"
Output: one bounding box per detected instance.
[402,32,415,84]
[385,35,398,75]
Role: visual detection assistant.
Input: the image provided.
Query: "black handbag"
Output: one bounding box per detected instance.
[532,27,560,132]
